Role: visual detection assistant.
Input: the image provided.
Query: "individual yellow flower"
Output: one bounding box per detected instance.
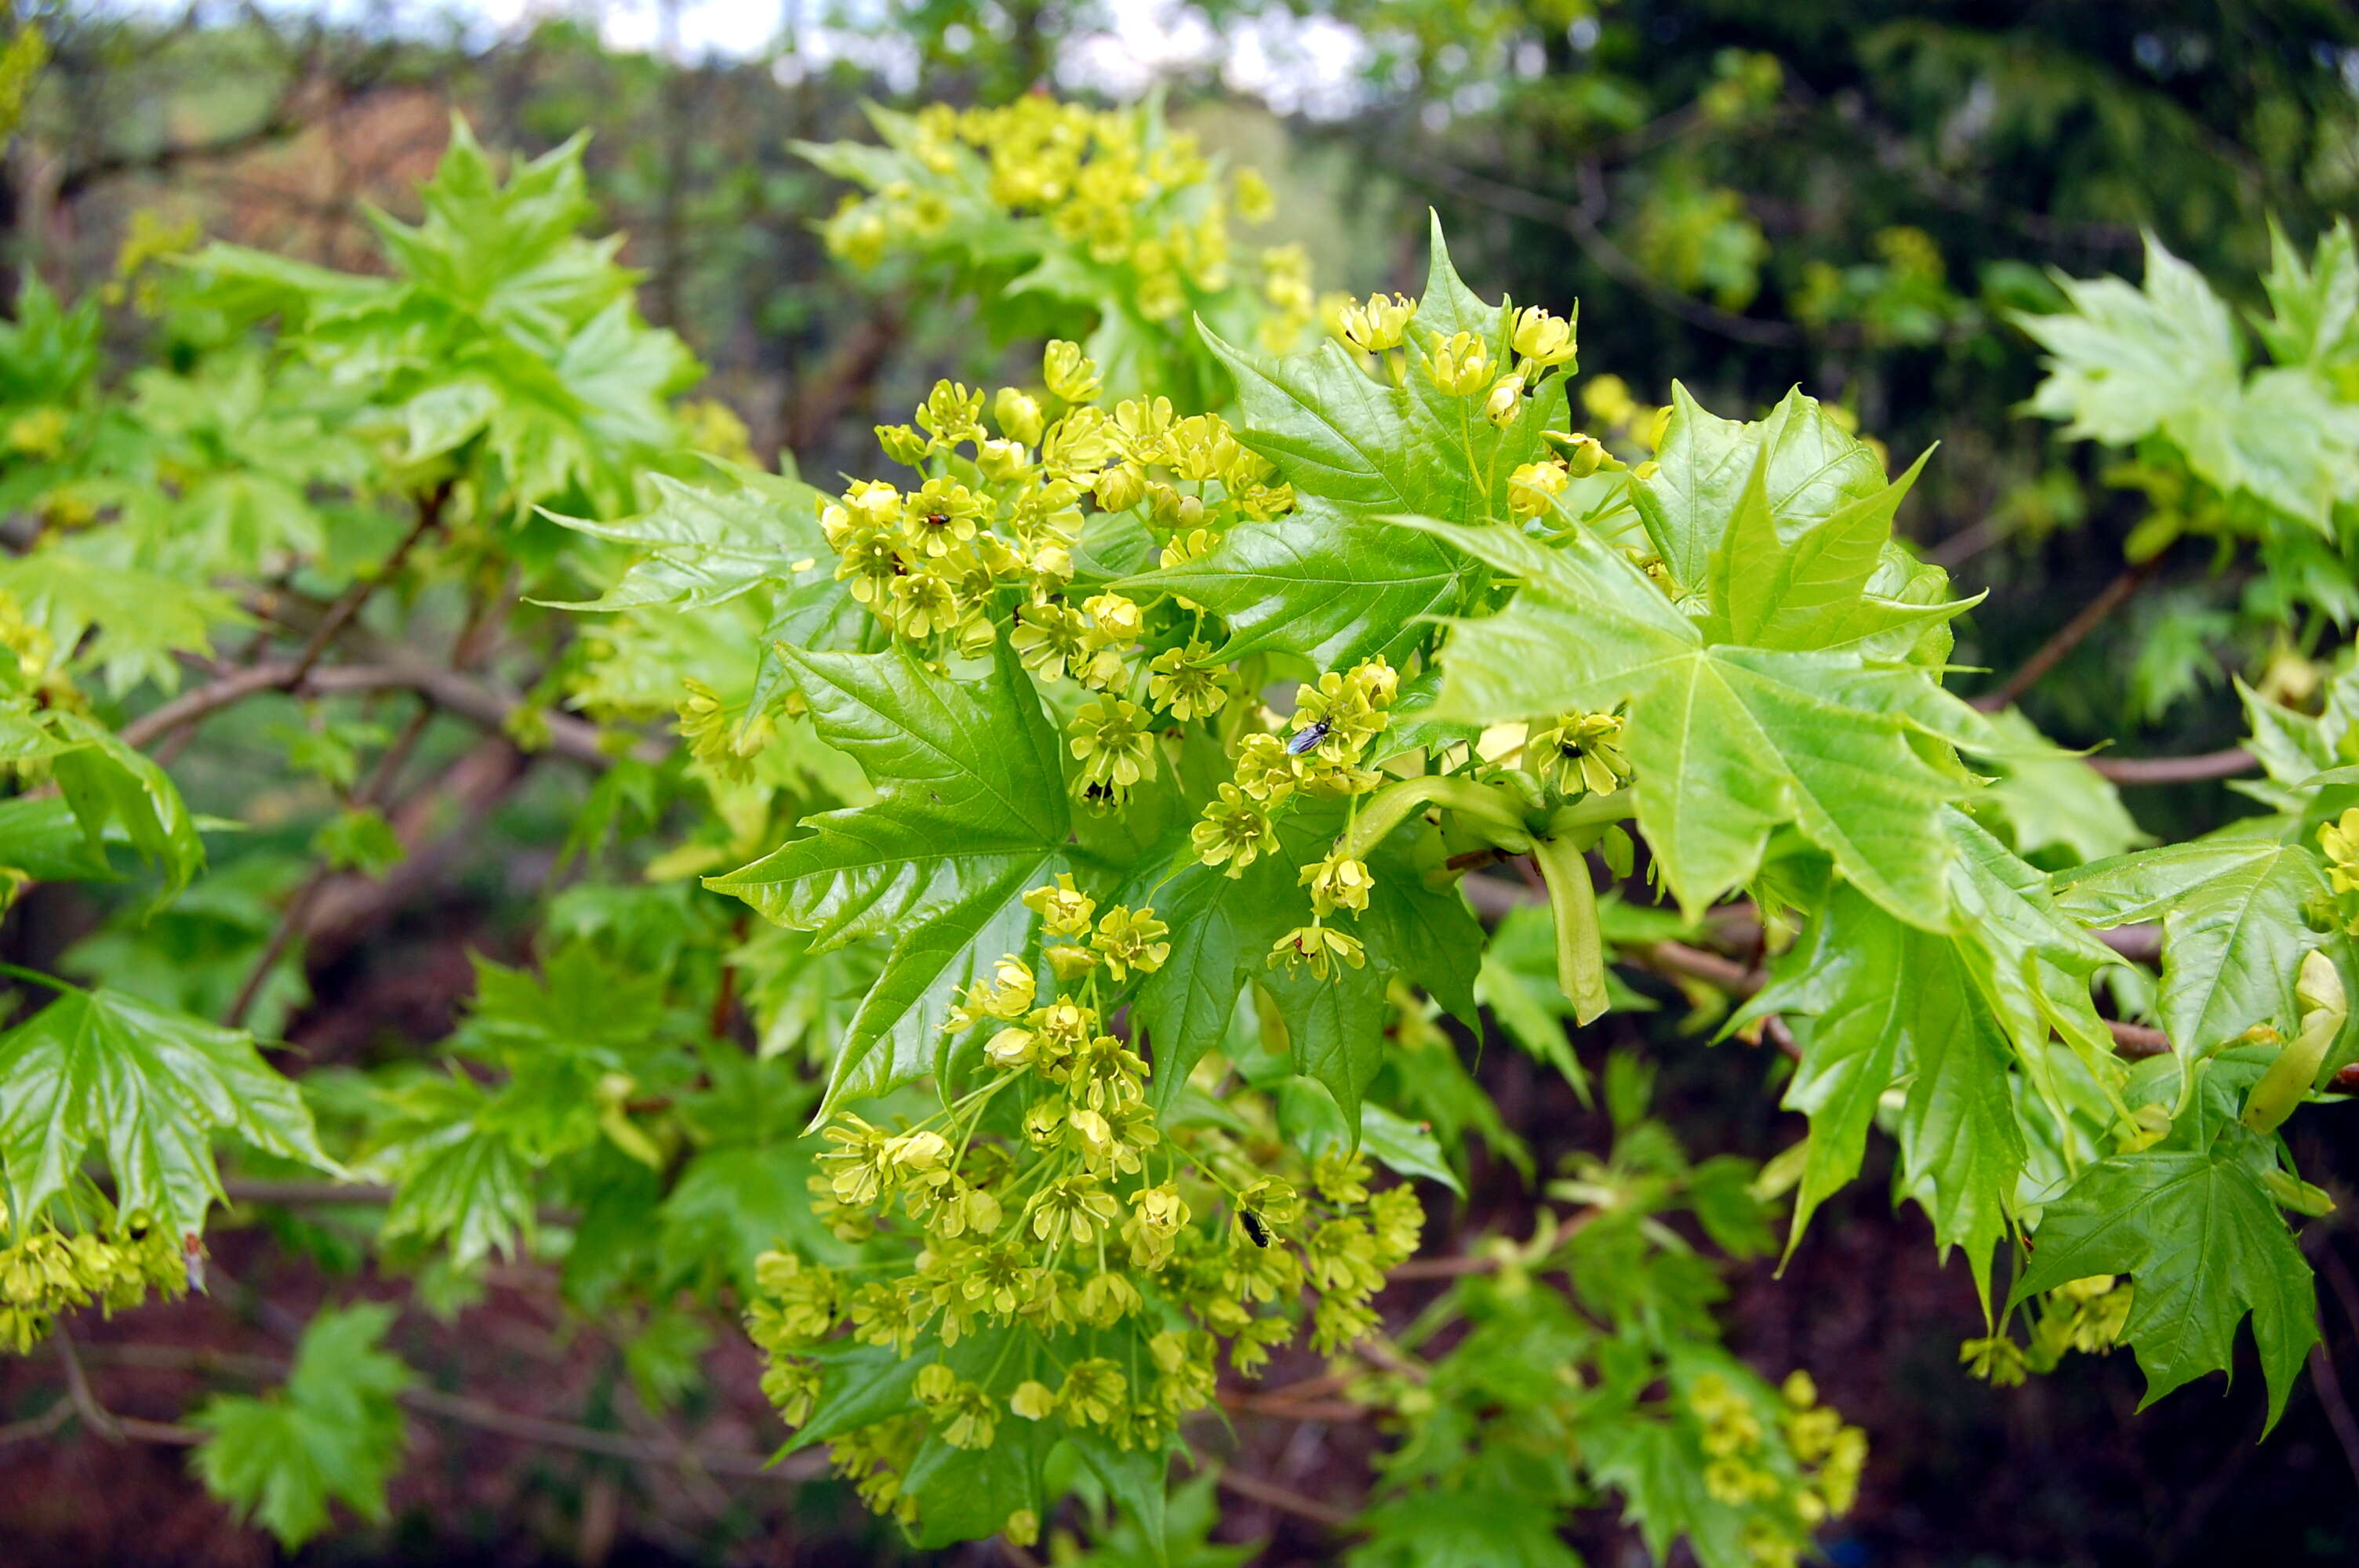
[885,567,960,640]
[1092,461,1146,511]
[1082,591,1142,646]
[1541,429,1616,477]
[1148,643,1230,720]
[1112,395,1177,463]
[1091,905,1170,979]
[1427,330,1493,397]
[1302,851,1374,916]
[905,477,990,557]
[1023,873,1096,937]
[1269,922,1366,978]
[1232,731,1303,803]
[1193,784,1280,874]
[1234,167,1275,223]
[875,422,929,465]
[1532,710,1633,797]
[915,379,986,448]
[1511,305,1577,366]
[1068,698,1152,791]
[1011,600,1090,681]
[1337,292,1417,353]
[1009,1381,1055,1421]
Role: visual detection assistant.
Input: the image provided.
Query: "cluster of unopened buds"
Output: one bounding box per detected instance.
[743,880,1423,1534]
[0,1203,191,1355]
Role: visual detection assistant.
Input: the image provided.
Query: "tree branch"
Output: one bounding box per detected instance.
[1973,561,2155,713]
[2087,748,2256,786]
[121,660,623,769]
[1216,1467,1354,1528]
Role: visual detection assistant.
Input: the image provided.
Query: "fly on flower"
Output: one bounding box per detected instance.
[1239,1209,1273,1248]
[1285,717,1332,756]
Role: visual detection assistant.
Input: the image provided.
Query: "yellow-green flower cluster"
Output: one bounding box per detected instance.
[1179,656,1400,975]
[1688,1370,1866,1566]
[0,1210,189,1355]
[743,880,1424,1535]
[1960,1272,2134,1388]
[817,343,1282,814]
[820,97,1310,343]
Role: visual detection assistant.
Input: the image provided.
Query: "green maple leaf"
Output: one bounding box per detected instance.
[2257,217,2359,372]
[49,710,206,895]
[1738,814,2117,1296]
[0,540,240,698]
[707,642,1070,1112]
[0,982,334,1233]
[1116,218,1561,669]
[1977,707,2149,864]
[2019,234,2359,532]
[192,1302,411,1548]
[1353,1486,1586,1568]
[1406,514,1990,926]
[2052,818,2330,1058]
[2232,670,2359,811]
[2011,1146,2318,1429]
[541,463,829,612]
[363,1073,536,1269]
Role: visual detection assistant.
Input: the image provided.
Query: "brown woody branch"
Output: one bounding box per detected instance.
[122,659,623,770]
[55,1342,824,1481]
[1974,561,2156,713]
[1215,1468,1354,1529]
[2088,748,2257,786]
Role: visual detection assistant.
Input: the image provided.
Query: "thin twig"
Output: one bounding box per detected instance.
[400,1385,825,1482]
[2087,748,2257,786]
[118,659,621,767]
[0,1401,71,1446]
[1974,562,2157,713]
[53,1331,122,1444]
[222,1178,394,1206]
[1216,1467,1354,1529]
[285,481,448,686]
[2308,1341,2359,1493]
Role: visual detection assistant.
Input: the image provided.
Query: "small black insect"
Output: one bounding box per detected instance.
[1285,717,1332,757]
[1239,1209,1272,1248]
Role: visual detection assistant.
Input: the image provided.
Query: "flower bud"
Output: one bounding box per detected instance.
[875,423,929,466]
[1092,462,1146,512]
[1484,374,1525,427]
[994,387,1045,445]
[1509,460,1571,519]
[1044,339,1102,403]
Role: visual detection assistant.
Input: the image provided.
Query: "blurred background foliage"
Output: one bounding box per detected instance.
[9,0,2359,1563]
